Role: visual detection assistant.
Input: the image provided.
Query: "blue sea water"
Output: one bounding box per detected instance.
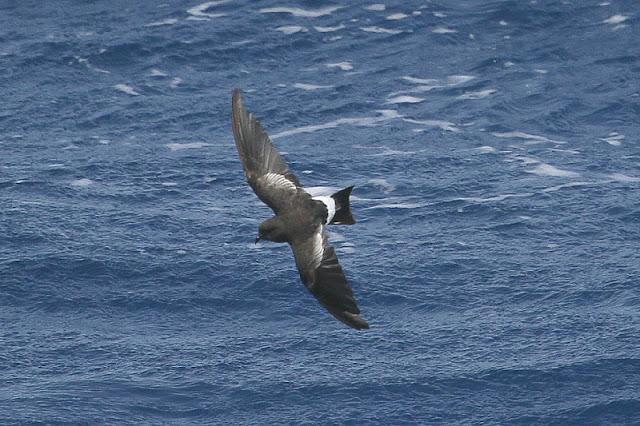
[1,0,639,424]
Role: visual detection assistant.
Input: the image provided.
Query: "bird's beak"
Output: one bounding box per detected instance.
[255,236,261,244]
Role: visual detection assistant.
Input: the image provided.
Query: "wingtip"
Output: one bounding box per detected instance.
[342,312,370,330]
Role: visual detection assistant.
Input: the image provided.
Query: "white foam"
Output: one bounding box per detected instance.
[433,11,447,18]
[369,178,395,193]
[169,77,182,88]
[456,193,533,203]
[150,68,168,77]
[326,61,353,71]
[71,178,94,187]
[75,56,110,74]
[542,181,593,192]
[337,246,356,254]
[366,201,429,210]
[314,24,345,32]
[432,27,457,34]
[271,109,401,139]
[166,142,211,151]
[386,95,424,104]
[447,75,475,85]
[361,26,403,34]
[397,75,475,94]
[365,4,386,11]
[403,118,460,132]
[293,83,332,91]
[145,18,179,27]
[603,14,628,24]
[476,146,496,153]
[526,163,580,178]
[600,132,624,146]
[114,84,140,96]
[259,6,341,18]
[609,173,640,183]
[499,20,508,26]
[457,89,496,99]
[402,76,439,85]
[369,147,418,156]
[161,182,178,187]
[275,26,308,34]
[187,1,227,18]
[493,131,566,144]
[387,13,408,20]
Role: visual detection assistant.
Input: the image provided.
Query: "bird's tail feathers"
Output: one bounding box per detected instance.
[330,186,356,225]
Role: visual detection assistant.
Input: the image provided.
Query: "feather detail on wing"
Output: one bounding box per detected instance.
[231,89,302,213]
[291,227,369,330]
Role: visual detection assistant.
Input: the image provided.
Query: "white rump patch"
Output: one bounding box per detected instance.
[313,195,336,223]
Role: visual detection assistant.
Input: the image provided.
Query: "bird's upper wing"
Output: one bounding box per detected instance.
[231,89,302,214]
[291,227,369,330]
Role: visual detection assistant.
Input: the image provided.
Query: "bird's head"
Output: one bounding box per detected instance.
[256,217,288,244]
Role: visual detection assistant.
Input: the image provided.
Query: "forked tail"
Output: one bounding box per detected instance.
[330,186,356,225]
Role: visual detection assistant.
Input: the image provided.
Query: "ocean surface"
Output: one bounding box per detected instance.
[2,0,639,424]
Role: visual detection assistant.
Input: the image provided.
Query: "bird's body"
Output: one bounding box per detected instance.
[231,89,369,330]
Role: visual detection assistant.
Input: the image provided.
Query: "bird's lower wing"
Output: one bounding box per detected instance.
[291,228,369,330]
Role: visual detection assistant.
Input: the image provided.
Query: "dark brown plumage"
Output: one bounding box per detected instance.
[231,89,369,330]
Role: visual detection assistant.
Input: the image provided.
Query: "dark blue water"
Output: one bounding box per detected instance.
[2,1,639,424]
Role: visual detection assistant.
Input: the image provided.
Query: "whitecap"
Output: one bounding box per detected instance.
[361,26,403,34]
[432,27,458,34]
[493,131,566,144]
[150,68,168,77]
[456,193,533,203]
[292,83,332,91]
[365,4,386,11]
[526,163,580,178]
[161,182,178,187]
[608,173,640,183]
[403,118,460,132]
[457,89,496,99]
[543,181,593,192]
[71,178,94,187]
[433,11,447,18]
[166,142,211,151]
[145,18,179,27]
[271,110,401,139]
[75,56,110,74]
[499,20,508,26]
[386,95,424,104]
[314,24,345,33]
[326,61,353,71]
[369,178,395,193]
[603,14,628,25]
[114,84,140,96]
[275,26,308,34]
[386,13,408,20]
[187,1,228,19]
[366,201,429,210]
[600,132,624,146]
[476,146,496,153]
[259,6,341,18]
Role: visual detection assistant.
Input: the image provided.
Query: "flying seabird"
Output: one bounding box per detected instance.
[231,89,369,330]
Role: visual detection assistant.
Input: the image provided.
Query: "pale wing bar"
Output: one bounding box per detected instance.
[231,89,301,212]
[292,229,369,330]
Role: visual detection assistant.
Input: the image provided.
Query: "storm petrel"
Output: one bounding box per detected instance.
[231,89,369,330]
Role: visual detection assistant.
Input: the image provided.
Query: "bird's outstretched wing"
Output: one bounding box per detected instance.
[291,227,369,330]
[231,89,302,214]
